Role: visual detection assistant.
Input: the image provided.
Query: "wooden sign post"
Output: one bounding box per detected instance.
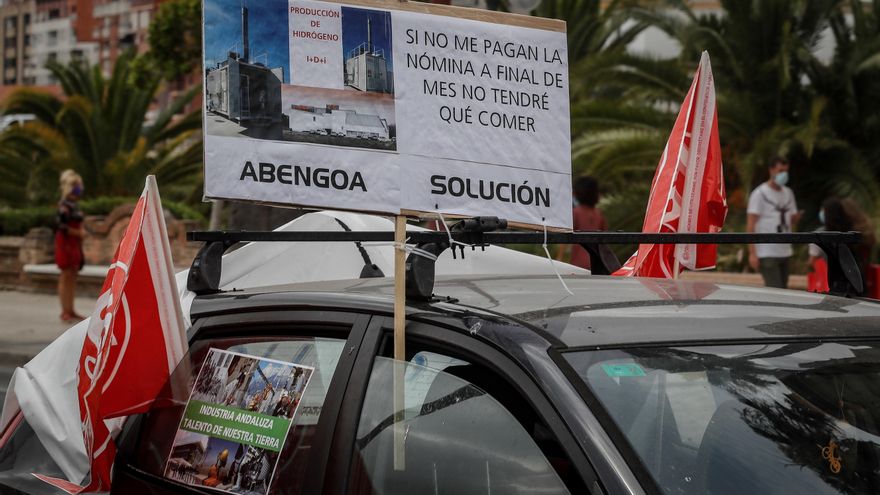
[393,215,406,470]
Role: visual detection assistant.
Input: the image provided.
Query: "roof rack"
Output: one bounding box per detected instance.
[186,216,864,300]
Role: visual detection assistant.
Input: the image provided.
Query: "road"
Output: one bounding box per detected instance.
[0,290,95,404]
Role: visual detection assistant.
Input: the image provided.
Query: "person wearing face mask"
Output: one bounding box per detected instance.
[746,157,803,288]
[55,169,86,322]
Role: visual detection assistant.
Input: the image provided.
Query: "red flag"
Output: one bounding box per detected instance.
[614,51,727,278]
[40,176,187,493]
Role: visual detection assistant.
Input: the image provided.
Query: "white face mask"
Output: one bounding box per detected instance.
[774,171,789,186]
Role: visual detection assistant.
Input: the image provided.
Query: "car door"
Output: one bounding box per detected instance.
[110,309,381,495]
[319,317,604,495]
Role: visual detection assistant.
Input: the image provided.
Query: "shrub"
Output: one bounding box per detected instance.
[164,201,206,224]
[0,197,205,235]
[0,207,56,236]
[80,197,132,216]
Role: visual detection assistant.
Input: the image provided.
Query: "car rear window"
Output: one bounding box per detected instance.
[121,335,345,494]
[564,342,880,495]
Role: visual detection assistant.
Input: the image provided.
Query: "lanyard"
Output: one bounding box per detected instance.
[759,187,792,231]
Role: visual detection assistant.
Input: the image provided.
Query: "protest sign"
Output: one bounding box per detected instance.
[164,349,314,494]
[203,0,572,228]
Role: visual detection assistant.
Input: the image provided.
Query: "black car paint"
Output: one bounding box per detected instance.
[112,274,880,495]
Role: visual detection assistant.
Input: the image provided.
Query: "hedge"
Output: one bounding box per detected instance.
[0,197,206,236]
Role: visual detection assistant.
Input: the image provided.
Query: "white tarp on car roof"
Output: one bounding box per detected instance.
[3,210,585,486]
[208,210,582,290]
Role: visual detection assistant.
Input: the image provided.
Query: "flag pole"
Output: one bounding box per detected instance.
[673,257,680,279]
[393,214,406,470]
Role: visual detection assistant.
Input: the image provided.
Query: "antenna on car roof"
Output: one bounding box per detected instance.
[186,225,864,300]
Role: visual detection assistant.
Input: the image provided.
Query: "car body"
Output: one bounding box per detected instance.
[0,113,35,131]
[5,271,880,495]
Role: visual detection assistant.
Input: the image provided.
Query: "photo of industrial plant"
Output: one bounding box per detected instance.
[282,85,396,151]
[204,0,288,140]
[341,7,394,95]
[202,0,398,150]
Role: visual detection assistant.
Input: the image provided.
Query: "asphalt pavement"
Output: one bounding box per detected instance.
[0,290,95,403]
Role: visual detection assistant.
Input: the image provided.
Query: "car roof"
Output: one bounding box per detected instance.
[191,275,880,348]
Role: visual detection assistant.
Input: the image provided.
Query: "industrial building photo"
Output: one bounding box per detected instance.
[341,7,394,95]
[282,85,397,151]
[203,0,288,141]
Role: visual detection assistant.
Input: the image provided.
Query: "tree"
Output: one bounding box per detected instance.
[571,0,880,236]
[142,0,202,81]
[535,0,650,65]
[0,132,58,206]
[524,0,671,235]
[0,51,203,206]
[801,0,880,200]
[660,0,880,217]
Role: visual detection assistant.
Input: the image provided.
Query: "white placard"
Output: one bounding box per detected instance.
[391,11,571,174]
[202,0,572,228]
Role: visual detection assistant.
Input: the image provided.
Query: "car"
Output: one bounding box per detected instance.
[1,214,878,495]
[0,114,35,131]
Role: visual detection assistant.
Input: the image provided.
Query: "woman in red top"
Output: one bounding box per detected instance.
[55,169,86,322]
[559,175,608,269]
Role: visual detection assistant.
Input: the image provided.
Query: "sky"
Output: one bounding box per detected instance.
[245,361,291,396]
[204,0,290,83]
[172,430,208,451]
[341,7,394,73]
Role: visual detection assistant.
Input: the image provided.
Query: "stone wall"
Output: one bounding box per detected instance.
[0,237,24,287]
[2,202,202,294]
[81,203,201,267]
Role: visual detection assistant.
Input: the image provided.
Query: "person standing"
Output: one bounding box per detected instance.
[55,169,86,322]
[559,175,608,269]
[747,157,802,288]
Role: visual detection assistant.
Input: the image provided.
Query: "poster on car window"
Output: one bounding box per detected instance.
[202,0,572,228]
[164,349,314,495]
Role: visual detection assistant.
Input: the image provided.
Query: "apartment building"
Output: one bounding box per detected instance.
[25,0,95,84]
[0,0,160,87]
[79,0,157,74]
[0,0,34,85]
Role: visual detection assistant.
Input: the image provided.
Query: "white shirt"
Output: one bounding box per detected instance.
[747,182,797,258]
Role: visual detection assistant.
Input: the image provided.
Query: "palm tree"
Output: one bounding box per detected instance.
[0,132,56,205]
[535,0,650,63]
[654,0,880,218]
[527,0,677,233]
[0,51,203,206]
[574,0,880,235]
[800,0,880,204]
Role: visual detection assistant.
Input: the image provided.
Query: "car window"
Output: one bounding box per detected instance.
[123,335,346,495]
[0,419,67,494]
[349,355,571,495]
[565,342,880,495]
